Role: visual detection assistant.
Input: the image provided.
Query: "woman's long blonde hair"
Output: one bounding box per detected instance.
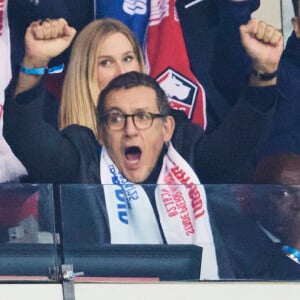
[59,18,145,140]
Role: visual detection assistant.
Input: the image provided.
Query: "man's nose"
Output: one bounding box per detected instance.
[124,116,138,136]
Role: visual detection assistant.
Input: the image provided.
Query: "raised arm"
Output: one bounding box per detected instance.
[185,19,284,183]
[257,3,300,158]
[15,18,76,97]
[240,19,283,87]
[3,20,98,183]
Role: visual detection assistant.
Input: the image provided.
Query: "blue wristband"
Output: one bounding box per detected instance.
[282,245,300,264]
[20,64,45,75]
[20,63,64,75]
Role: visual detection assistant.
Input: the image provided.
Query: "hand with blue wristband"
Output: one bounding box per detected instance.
[16,18,76,95]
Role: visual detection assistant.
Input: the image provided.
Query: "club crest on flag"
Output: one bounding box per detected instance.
[157,68,198,119]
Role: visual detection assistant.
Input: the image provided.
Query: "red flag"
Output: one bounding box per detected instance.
[0,192,39,226]
[146,0,206,128]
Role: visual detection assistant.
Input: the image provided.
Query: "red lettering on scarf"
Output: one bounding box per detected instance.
[173,191,187,214]
[161,172,196,236]
[171,165,205,219]
[164,172,175,185]
[180,212,195,236]
[161,188,178,217]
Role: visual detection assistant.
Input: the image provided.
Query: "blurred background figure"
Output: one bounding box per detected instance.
[253,153,300,256]
[249,153,300,278]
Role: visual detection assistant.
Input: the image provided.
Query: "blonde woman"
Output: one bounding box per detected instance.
[15,17,145,140]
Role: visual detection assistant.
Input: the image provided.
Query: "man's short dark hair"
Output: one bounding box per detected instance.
[97,71,171,123]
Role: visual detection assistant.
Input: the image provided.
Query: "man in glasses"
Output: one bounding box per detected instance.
[97,75,175,184]
[4,18,284,279]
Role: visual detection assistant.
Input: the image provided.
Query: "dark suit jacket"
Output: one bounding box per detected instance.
[206,184,300,280]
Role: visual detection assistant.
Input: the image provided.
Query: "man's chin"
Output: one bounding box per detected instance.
[123,171,148,184]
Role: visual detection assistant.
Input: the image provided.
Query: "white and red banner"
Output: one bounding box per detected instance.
[101,142,218,279]
[0,0,4,36]
[0,0,27,182]
[0,192,39,227]
[0,0,10,102]
[146,0,206,128]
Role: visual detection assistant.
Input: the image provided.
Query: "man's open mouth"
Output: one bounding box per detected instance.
[125,146,142,161]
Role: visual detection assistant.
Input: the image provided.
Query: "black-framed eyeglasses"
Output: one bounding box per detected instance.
[104,111,165,131]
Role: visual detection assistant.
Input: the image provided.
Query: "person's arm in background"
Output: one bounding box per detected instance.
[257,0,300,158]
[176,0,260,132]
[191,19,284,183]
[212,0,260,105]
[241,19,282,87]
[3,19,83,183]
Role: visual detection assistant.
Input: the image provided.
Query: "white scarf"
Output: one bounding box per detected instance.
[100,142,218,279]
[0,0,28,183]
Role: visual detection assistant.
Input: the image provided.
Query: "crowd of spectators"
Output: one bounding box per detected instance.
[0,0,299,280]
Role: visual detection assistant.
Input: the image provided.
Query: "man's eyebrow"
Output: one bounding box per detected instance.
[106,106,152,113]
[133,107,151,112]
[105,107,123,114]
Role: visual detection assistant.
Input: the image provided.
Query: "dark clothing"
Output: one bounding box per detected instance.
[4,78,276,184]
[206,184,300,280]
[180,0,299,160]
[177,0,259,132]
[258,32,300,158]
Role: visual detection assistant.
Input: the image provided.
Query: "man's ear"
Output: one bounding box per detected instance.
[163,116,175,142]
[292,17,300,38]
